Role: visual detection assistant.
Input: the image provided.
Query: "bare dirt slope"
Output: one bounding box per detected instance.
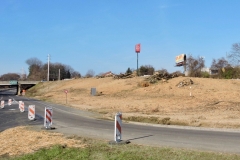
[28,76,240,129]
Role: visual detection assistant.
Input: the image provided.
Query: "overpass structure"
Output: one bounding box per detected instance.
[0,81,40,95]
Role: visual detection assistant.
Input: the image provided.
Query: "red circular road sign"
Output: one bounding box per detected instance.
[64,90,68,94]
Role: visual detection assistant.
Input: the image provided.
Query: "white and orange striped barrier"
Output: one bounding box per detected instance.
[1,100,4,109]
[8,99,12,106]
[44,107,53,128]
[114,112,122,142]
[19,101,24,112]
[19,101,22,110]
[28,105,35,120]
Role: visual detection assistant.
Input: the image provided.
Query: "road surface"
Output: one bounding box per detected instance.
[0,89,240,154]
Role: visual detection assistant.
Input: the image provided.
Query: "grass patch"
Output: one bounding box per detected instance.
[5,137,240,160]
[26,82,45,97]
[70,88,88,95]
[98,110,109,114]
[124,116,188,126]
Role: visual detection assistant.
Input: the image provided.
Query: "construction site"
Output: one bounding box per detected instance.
[26,72,240,129]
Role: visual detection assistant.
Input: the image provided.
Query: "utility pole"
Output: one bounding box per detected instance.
[58,69,60,81]
[47,54,50,81]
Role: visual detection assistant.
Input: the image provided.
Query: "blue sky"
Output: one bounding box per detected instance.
[1,0,240,76]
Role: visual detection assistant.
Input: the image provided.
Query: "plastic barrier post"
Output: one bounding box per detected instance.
[28,105,35,120]
[44,107,53,129]
[19,101,24,112]
[0,100,4,109]
[114,112,122,142]
[8,99,12,106]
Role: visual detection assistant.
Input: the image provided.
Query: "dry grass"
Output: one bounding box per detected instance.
[26,77,240,129]
[0,126,86,156]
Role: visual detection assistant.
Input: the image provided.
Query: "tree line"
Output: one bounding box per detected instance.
[26,57,81,81]
[185,42,240,79]
[0,57,81,81]
[1,42,240,81]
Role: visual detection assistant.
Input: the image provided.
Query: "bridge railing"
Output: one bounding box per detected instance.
[0,81,40,85]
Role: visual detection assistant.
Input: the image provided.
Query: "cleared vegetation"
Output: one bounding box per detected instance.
[26,77,240,129]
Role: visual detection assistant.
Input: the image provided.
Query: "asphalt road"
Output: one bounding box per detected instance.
[0,89,240,154]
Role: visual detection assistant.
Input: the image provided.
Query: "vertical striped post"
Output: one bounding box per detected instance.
[8,99,12,106]
[19,101,22,109]
[114,112,122,142]
[44,107,53,129]
[1,100,4,109]
[19,101,25,112]
[28,105,35,120]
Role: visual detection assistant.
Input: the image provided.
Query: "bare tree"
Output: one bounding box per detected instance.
[0,73,20,81]
[71,71,81,78]
[26,57,43,67]
[85,69,95,78]
[186,55,205,77]
[227,43,240,66]
[157,68,169,74]
[26,58,43,80]
[211,57,230,69]
[171,70,184,76]
[25,57,80,81]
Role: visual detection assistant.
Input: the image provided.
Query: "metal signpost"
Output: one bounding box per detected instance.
[135,43,141,76]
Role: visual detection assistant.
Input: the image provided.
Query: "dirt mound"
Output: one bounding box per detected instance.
[113,73,135,79]
[177,78,194,87]
[144,72,178,84]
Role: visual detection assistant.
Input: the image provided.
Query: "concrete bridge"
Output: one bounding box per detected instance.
[0,81,40,95]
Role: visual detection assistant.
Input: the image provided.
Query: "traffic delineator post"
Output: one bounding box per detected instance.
[0,100,4,109]
[109,112,130,145]
[19,101,22,108]
[19,101,25,112]
[44,107,53,129]
[114,112,122,142]
[22,90,26,96]
[28,105,35,120]
[8,99,12,106]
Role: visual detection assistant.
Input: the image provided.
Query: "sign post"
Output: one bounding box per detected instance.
[135,43,141,76]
